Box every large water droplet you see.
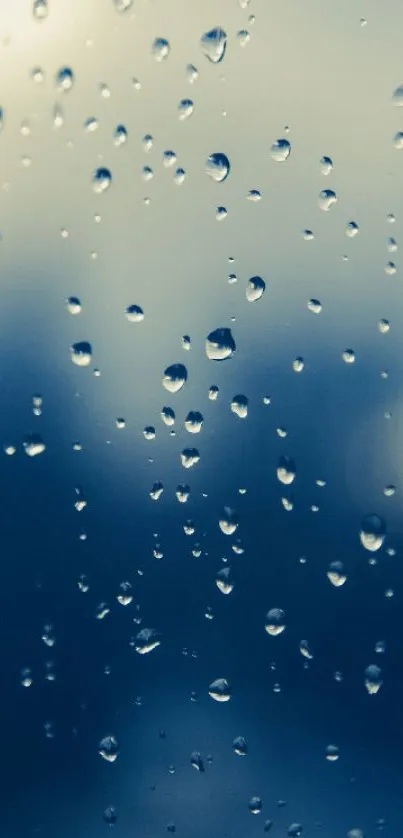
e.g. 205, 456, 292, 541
180, 448, 200, 469
219, 507, 239, 535
161, 406, 175, 426
205, 152, 230, 182
200, 27, 227, 63
162, 363, 188, 393
270, 139, 291, 162
33, 0, 48, 20
364, 664, 382, 694
93, 167, 112, 194
135, 628, 161, 654
208, 677, 231, 702
23, 434, 46, 457
206, 327, 236, 360
98, 735, 119, 762
277, 456, 296, 485
152, 37, 171, 61
327, 560, 347, 587
318, 189, 338, 211
265, 608, 286, 636
70, 342, 92, 367
246, 276, 265, 302
184, 411, 204, 433
359, 514, 386, 552
231, 395, 248, 418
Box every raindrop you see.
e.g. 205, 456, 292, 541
150, 481, 164, 501
288, 825, 303, 837
98, 735, 119, 763
21, 667, 33, 687
216, 206, 228, 220
117, 581, 133, 605
346, 221, 359, 237
178, 99, 194, 120
125, 304, 144, 323
161, 406, 175, 426
163, 149, 177, 167
103, 806, 117, 826
231, 395, 248, 419
190, 751, 205, 772
216, 567, 234, 595
383, 485, 395, 497
142, 134, 153, 151
71, 342, 92, 367
208, 677, 231, 702
185, 411, 203, 433
364, 664, 382, 694
135, 628, 160, 655
237, 29, 250, 47
114, 124, 128, 146
66, 296, 81, 315
84, 116, 98, 133
233, 735, 248, 756
209, 385, 219, 399
342, 349, 356, 364
326, 744, 339, 761
33, 0, 48, 20
31, 67, 45, 83
246, 189, 262, 201
180, 448, 200, 469
152, 38, 170, 62
23, 435, 46, 457
249, 797, 263, 815
186, 64, 199, 83
206, 327, 236, 360
246, 276, 265, 302
205, 152, 230, 182
265, 608, 286, 636
327, 560, 347, 587
320, 155, 333, 175
308, 298, 322, 314
162, 363, 188, 393
200, 27, 227, 64
318, 189, 337, 211
113, 0, 132, 10
378, 319, 390, 333
360, 514, 386, 552
174, 167, 186, 184
385, 262, 396, 275
176, 484, 190, 503
270, 139, 291, 162
277, 456, 296, 485
392, 84, 403, 105
143, 426, 156, 440
219, 507, 239, 535
92, 167, 112, 194
56, 67, 74, 92
303, 230, 314, 240
393, 131, 403, 149
299, 639, 314, 659
293, 357, 305, 372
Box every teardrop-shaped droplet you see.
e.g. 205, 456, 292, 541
200, 27, 227, 64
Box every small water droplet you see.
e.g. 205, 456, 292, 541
233, 735, 248, 755
98, 735, 119, 762
178, 98, 194, 120
237, 29, 250, 47
186, 64, 199, 83
231, 395, 248, 418
360, 514, 386, 552
114, 124, 128, 146
208, 677, 231, 702
113, 0, 133, 10
71, 341, 92, 367
364, 664, 382, 694
152, 37, 170, 62
249, 797, 263, 815
33, 0, 48, 20
246, 275, 265, 302
342, 349, 356, 364
135, 628, 160, 654
346, 221, 359, 237
92, 167, 112, 194
125, 304, 144, 322
56, 67, 74, 92
392, 84, 403, 105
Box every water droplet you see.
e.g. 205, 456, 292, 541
383, 485, 395, 497
246, 275, 265, 302
186, 64, 199, 83
208, 677, 231, 702
103, 806, 117, 826
216, 567, 234, 595
303, 229, 314, 240
176, 484, 190, 503
293, 357, 305, 372
150, 481, 164, 501
98, 735, 119, 762
31, 66, 45, 83
318, 189, 337, 211
249, 797, 263, 815
92, 167, 112, 194
233, 735, 248, 755
23, 434, 46, 457
190, 751, 204, 772
113, 0, 132, 10
152, 37, 170, 62
117, 581, 133, 605
385, 261, 397, 275
342, 349, 356, 364
71, 341, 92, 367
237, 29, 250, 46
307, 298, 322, 314
393, 131, 403, 149
178, 99, 194, 120
21, 667, 33, 687
277, 456, 296, 485
209, 384, 219, 399
205, 152, 230, 182
114, 124, 128, 146
270, 139, 291, 162
327, 560, 347, 587
364, 664, 382, 694
375, 640, 386, 654
206, 327, 236, 360
231, 395, 248, 418
299, 639, 314, 659
219, 507, 239, 535
143, 426, 156, 440
288, 825, 303, 837
162, 363, 187, 393
135, 628, 160, 654
52, 103, 64, 128
360, 514, 386, 552
125, 304, 144, 322
200, 27, 227, 63
216, 206, 228, 220
184, 411, 203, 433
320, 155, 333, 175
66, 296, 81, 315
33, 0, 48, 20
325, 744, 339, 761
265, 608, 286, 636
180, 448, 200, 469
392, 84, 403, 105
84, 116, 98, 133
346, 221, 359, 237
246, 189, 262, 201
174, 167, 186, 184
161, 406, 175, 426
378, 319, 390, 333
56, 67, 74, 92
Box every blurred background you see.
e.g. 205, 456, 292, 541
1, 0, 403, 835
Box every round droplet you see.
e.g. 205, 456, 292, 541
364, 664, 382, 694
93, 167, 112, 194
135, 628, 160, 654
346, 221, 359, 237
117, 581, 133, 606
178, 99, 194, 120
190, 751, 204, 772
303, 229, 314, 240
246, 275, 265, 302
206, 327, 236, 360
176, 484, 190, 503
231, 395, 248, 419
205, 152, 230, 182
383, 485, 395, 497
66, 296, 81, 315
270, 139, 291, 162
208, 677, 231, 702
288, 825, 303, 837
327, 560, 347, 587
162, 363, 187, 393
31, 66, 45, 83
184, 411, 203, 433
114, 124, 128, 146
161, 406, 175, 426
392, 84, 403, 105
56, 67, 74, 92
163, 149, 177, 167
265, 608, 286, 636
293, 357, 304, 372
70, 341, 92, 367
320, 155, 333, 175
378, 319, 390, 333
249, 797, 263, 815
308, 298, 322, 314
326, 744, 339, 761
237, 29, 250, 47
216, 206, 227, 220
143, 426, 155, 440
98, 735, 119, 763
360, 514, 386, 552
277, 456, 296, 485
200, 27, 227, 64
125, 304, 144, 322
33, 0, 48, 20
174, 167, 186, 185
219, 507, 239, 535
152, 37, 170, 62
342, 349, 356, 364
318, 189, 337, 211
233, 735, 248, 756
385, 261, 396, 275
216, 567, 234, 595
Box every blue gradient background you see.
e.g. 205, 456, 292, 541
1, 0, 403, 836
